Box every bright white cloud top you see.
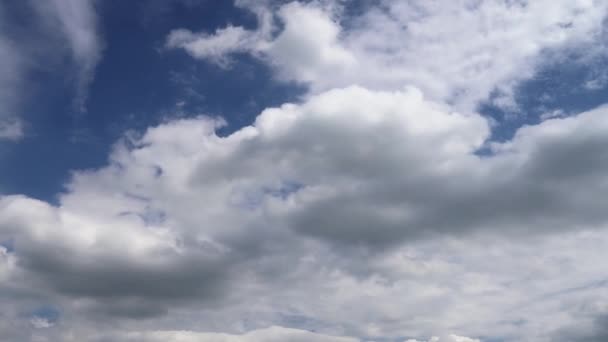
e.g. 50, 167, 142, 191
1, 1, 608, 341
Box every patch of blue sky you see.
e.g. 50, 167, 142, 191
479, 52, 608, 143
0, 239, 14, 253
277, 311, 337, 335
0, 0, 304, 202
263, 181, 305, 200
28, 305, 61, 324
231, 181, 305, 210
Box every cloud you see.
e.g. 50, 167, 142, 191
166, 0, 357, 82
104, 326, 358, 342
342, 0, 608, 110
3, 84, 608, 339
263, 2, 357, 84
30, 316, 54, 329
3, 1, 608, 341
166, 1, 356, 81
31, 0, 102, 113
0, 245, 15, 282
553, 312, 608, 342
0, 10, 24, 140
0, 119, 22, 142
166, 26, 260, 68
165, 0, 275, 67
166, 0, 608, 111
0, 0, 101, 140
406, 336, 480, 342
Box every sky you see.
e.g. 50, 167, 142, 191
1, 0, 608, 341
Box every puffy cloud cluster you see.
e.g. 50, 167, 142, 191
3, 0, 608, 341
3, 84, 608, 340
167, 1, 355, 78
167, 0, 608, 111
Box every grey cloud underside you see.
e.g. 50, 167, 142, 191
2, 78, 608, 342
2, 86, 608, 321
549, 306, 608, 342
19, 242, 229, 299
183, 92, 608, 246
3, 1, 608, 341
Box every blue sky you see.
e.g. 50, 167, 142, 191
3, 1, 608, 200
0, 0, 304, 201
2, 1, 608, 341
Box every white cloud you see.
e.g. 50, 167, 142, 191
3, 1, 608, 341
343, 0, 607, 110
112, 326, 358, 342
167, 0, 608, 111
263, 2, 357, 84
166, 1, 355, 79
3, 84, 608, 339
30, 317, 54, 329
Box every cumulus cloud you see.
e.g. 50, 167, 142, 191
263, 2, 356, 84
167, 26, 261, 67
3, 1, 608, 341
3, 84, 608, 339
167, 0, 608, 111
0, 245, 15, 282
166, 1, 355, 79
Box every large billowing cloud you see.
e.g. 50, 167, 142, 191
3, 84, 608, 340
0, 0, 101, 140
2, 1, 608, 341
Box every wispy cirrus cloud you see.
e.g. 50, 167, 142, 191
0, 0, 102, 140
